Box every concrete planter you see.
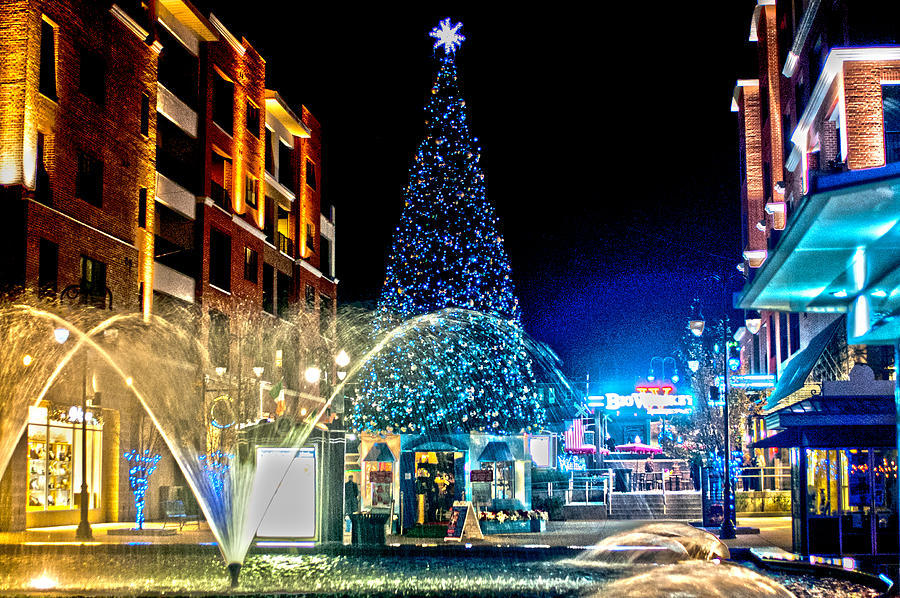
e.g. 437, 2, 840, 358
480, 519, 532, 534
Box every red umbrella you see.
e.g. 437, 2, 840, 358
614, 442, 663, 454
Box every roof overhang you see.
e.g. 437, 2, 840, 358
748, 1, 775, 43
731, 79, 759, 113
265, 90, 311, 139
156, 0, 218, 41
736, 164, 900, 345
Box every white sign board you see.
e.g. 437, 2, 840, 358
253, 447, 317, 538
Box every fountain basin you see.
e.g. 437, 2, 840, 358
0, 543, 887, 597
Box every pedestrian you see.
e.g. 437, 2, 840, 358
344, 474, 359, 515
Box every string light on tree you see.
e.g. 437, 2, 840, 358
350, 19, 544, 435
123, 449, 161, 530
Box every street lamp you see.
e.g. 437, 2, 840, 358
54, 326, 92, 541
648, 356, 679, 384
688, 272, 741, 541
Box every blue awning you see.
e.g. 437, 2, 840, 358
766, 317, 841, 410
478, 441, 514, 463
363, 442, 395, 462
753, 425, 895, 449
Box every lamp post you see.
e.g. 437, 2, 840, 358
54, 326, 93, 540
688, 274, 740, 541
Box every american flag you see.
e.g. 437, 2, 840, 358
564, 418, 596, 454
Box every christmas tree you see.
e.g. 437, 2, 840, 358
349, 19, 544, 435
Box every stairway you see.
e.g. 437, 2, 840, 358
609, 492, 702, 520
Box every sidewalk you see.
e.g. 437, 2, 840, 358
0, 517, 793, 553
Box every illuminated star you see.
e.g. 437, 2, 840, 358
430, 18, 465, 55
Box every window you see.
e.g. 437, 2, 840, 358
788, 312, 800, 356
80, 255, 107, 307
38, 238, 58, 296
320, 237, 332, 278
39, 18, 56, 100
305, 221, 315, 252
305, 284, 315, 310
278, 141, 293, 190
883, 84, 900, 164
319, 294, 332, 334
212, 71, 234, 135
157, 24, 198, 109
778, 312, 788, 363
138, 187, 147, 228
244, 247, 258, 283
210, 151, 232, 210
306, 159, 317, 190
262, 263, 274, 314
35, 132, 51, 206
246, 101, 260, 137
244, 174, 258, 208
277, 272, 290, 318
209, 310, 230, 368
79, 48, 105, 105
140, 92, 150, 136
265, 128, 274, 174
209, 228, 231, 291
75, 151, 103, 207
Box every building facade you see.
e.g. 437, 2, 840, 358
0, 0, 340, 538
733, 0, 900, 563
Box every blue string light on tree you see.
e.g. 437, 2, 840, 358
123, 449, 161, 530
199, 450, 233, 499
350, 19, 544, 436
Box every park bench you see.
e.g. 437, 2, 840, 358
162, 499, 200, 530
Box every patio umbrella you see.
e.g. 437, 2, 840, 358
614, 442, 663, 454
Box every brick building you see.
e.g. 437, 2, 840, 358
0, 0, 340, 538
733, 0, 900, 560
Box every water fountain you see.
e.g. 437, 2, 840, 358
0, 300, 888, 596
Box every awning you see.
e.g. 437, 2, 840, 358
753, 426, 896, 449
736, 164, 900, 345
478, 441, 514, 463
363, 442, 395, 462
405, 434, 468, 452
765, 317, 841, 410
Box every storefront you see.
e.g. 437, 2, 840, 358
588, 382, 693, 450
757, 365, 898, 556
25, 403, 106, 527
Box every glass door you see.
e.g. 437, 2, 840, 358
872, 449, 898, 554
807, 449, 840, 554
839, 449, 873, 554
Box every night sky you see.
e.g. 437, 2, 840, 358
196, 4, 760, 391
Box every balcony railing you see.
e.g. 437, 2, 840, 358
210, 181, 231, 211
277, 232, 294, 256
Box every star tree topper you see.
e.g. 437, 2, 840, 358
430, 18, 465, 55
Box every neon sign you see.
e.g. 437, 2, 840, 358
602, 392, 693, 415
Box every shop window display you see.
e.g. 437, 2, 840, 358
26, 405, 102, 512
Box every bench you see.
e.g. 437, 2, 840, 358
162, 499, 200, 530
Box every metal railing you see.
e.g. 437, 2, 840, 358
735, 466, 791, 491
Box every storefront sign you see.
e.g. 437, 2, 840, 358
557, 453, 586, 472
730, 374, 777, 389
369, 470, 393, 483
470, 469, 493, 482
601, 392, 693, 415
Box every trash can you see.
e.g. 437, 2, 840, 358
613, 468, 632, 493
350, 512, 389, 545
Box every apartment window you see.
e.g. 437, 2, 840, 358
883, 85, 900, 164
138, 187, 147, 228
39, 18, 56, 100
35, 132, 51, 206
244, 247, 258, 283
209, 228, 231, 292
262, 263, 274, 314
212, 71, 234, 135
265, 128, 274, 174
319, 294, 332, 334
80, 256, 106, 306
210, 151, 232, 211
788, 313, 800, 356
140, 92, 150, 136
305, 221, 315, 252
276, 272, 290, 318
79, 48, 105, 105
157, 24, 198, 109
75, 151, 103, 208
246, 101, 260, 137
320, 236, 332, 278
209, 310, 230, 368
306, 159, 317, 190
244, 174, 258, 208
305, 283, 315, 310
278, 141, 293, 190
38, 239, 58, 296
